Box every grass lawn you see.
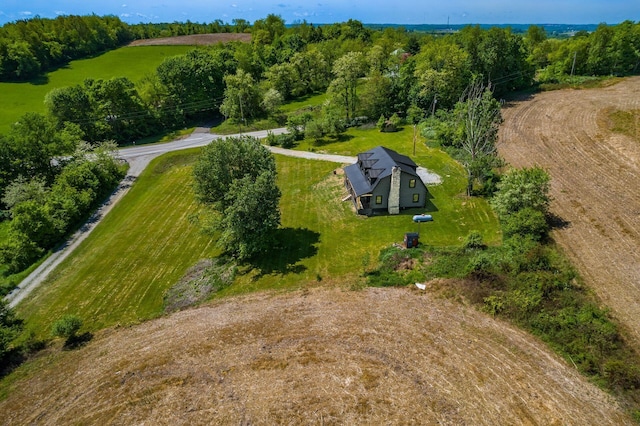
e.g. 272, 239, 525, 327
15, 149, 220, 337
14, 126, 499, 338
223, 127, 500, 295
0, 45, 193, 134
279, 92, 327, 114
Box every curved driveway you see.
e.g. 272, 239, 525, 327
6, 127, 439, 308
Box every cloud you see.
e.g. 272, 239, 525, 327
55, 10, 66, 15
120, 13, 131, 18
278, 3, 287, 7
20, 11, 32, 16
231, 4, 237, 8
122, 4, 127, 7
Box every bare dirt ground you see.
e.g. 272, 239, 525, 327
499, 77, 640, 347
0, 287, 630, 425
128, 33, 251, 46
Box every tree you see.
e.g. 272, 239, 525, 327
491, 166, 551, 218
359, 70, 393, 120
2, 176, 48, 209
193, 136, 281, 260
261, 88, 284, 117
220, 69, 262, 122
413, 39, 471, 110
156, 49, 227, 120
328, 51, 366, 121
455, 80, 503, 195
193, 136, 277, 210
290, 49, 331, 96
219, 171, 281, 260
0, 299, 22, 362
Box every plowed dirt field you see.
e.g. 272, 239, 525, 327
0, 288, 630, 424
128, 33, 251, 46
499, 77, 640, 347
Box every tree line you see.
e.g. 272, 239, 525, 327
0, 15, 133, 80
0, 114, 125, 276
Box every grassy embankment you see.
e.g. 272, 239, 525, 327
14, 126, 500, 338
0, 45, 192, 134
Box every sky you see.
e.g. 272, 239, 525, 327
0, 0, 638, 26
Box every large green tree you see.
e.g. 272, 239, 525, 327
219, 69, 263, 122
328, 51, 367, 121
193, 136, 281, 260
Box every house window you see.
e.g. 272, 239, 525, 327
375, 195, 383, 204
409, 179, 416, 188
412, 193, 420, 203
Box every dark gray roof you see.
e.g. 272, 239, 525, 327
345, 146, 421, 197
344, 163, 372, 196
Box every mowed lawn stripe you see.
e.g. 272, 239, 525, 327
16, 149, 218, 335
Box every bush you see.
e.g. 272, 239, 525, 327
278, 133, 296, 148
266, 131, 279, 146
604, 360, 640, 390
491, 166, 551, 218
501, 207, 549, 241
51, 315, 82, 341
463, 231, 486, 250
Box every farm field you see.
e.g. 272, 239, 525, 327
0, 45, 192, 134
14, 126, 500, 337
0, 287, 630, 424
128, 33, 251, 46
498, 76, 640, 349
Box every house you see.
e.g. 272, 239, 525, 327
344, 146, 429, 215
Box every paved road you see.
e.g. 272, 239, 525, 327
5, 127, 440, 308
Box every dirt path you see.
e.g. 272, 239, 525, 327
498, 77, 640, 346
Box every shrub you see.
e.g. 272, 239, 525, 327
501, 207, 549, 240
51, 315, 82, 341
389, 113, 402, 128
491, 166, 551, 218
604, 360, 640, 390
278, 133, 296, 148
463, 231, 486, 250
266, 131, 279, 146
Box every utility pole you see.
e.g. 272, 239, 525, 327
570, 51, 577, 77
413, 123, 417, 155
238, 92, 244, 132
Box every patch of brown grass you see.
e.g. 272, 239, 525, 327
0, 287, 631, 425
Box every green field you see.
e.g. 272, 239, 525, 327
14, 127, 500, 337
0, 45, 193, 134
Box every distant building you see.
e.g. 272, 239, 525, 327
344, 146, 428, 215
